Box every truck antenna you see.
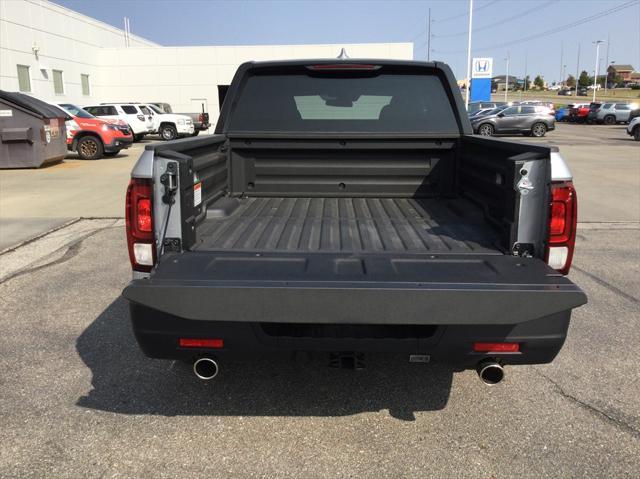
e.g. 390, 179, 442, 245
337, 48, 349, 60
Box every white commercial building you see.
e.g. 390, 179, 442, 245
1, 0, 413, 129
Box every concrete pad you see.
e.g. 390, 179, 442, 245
519, 124, 640, 223
0, 222, 638, 477
0, 217, 75, 251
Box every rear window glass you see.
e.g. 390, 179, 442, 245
59, 103, 94, 119
522, 106, 536, 114
121, 105, 138, 114
228, 71, 459, 134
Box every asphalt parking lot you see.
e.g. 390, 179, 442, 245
0, 124, 639, 477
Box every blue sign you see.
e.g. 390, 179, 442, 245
470, 78, 491, 102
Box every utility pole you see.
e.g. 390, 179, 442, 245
575, 43, 580, 97
504, 52, 510, 103
604, 33, 610, 95
559, 41, 564, 85
593, 40, 603, 102
465, 0, 474, 108
524, 50, 528, 94
427, 8, 432, 62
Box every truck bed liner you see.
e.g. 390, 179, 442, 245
195, 197, 502, 254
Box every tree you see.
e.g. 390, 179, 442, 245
578, 70, 591, 87
565, 74, 576, 87
533, 75, 544, 90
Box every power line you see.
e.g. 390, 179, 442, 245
434, 1, 554, 39
435, 0, 638, 54
435, 0, 500, 24
409, 0, 500, 42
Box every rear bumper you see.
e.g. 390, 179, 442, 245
194, 122, 211, 131
129, 302, 572, 368
177, 124, 195, 135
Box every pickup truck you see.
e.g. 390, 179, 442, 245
123, 60, 587, 385
148, 102, 210, 136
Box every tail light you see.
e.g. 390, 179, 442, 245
179, 338, 224, 349
474, 342, 520, 353
126, 178, 155, 272
545, 181, 577, 275
307, 64, 380, 70
137, 114, 145, 121
198, 113, 204, 123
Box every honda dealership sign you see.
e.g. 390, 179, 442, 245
472, 58, 493, 79
470, 57, 493, 102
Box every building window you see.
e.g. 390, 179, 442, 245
17, 65, 31, 92
53, 70, 64, 95
81, 74, 90, 96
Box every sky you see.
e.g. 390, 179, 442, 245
56, 0, 640, 83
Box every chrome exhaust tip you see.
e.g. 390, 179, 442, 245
476, 360, 504, 385
193, 357, 219, 380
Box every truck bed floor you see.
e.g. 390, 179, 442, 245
194, 197, 502, 254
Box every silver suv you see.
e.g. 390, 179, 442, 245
471, 104, 556, 137
595, 103, 636, 125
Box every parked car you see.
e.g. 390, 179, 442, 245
626, 116, 640, 141
595, 103, 637, 124
576, 86, 588, 96
122, 59, 586, 384
143, 104, 195, 140
568, 103, 590, 123
629, 108, 640, 123
555, 107, 569, 122
148, 102, 210, 135
471, 104, 555, 137
586, 102, 603, 123
55, 103, 132, 160
558, 89, 573, 96
84, 103, 154, 141
467, 101, 507, 114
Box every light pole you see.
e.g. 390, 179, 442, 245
561, 64, 567, 86
604, 33, 610, 95
575, 43, 580, 97
504, 52, 510, 103
593, 40, 604, 102
465, 0, 474, 109
427, 8, 432, 61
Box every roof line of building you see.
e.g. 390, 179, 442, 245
33, 0, 160, 47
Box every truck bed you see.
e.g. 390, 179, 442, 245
194, 196, 502, 255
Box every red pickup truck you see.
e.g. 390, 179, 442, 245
55, 103, 132, 160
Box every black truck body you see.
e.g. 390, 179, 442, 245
122, 60, 586, 376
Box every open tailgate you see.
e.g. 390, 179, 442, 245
123, 252, 587, 325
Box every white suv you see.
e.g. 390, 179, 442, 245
144, 104, 194, 140
84, 103, 154, 141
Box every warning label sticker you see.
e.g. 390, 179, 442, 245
194, 182, 202, 207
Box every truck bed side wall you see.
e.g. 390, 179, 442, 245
227, 139, 457, 198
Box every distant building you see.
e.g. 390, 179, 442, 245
607, 64, 637, 86
491, 75, 521, 91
